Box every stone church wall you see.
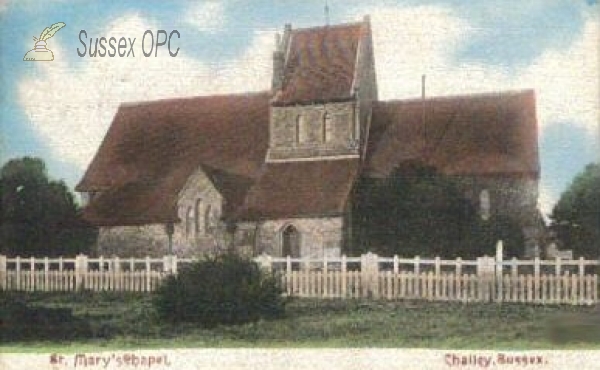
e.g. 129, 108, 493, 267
267, 102, 360, 161
235, 217, 344, 258
454, 175, 543, 253
172, 167, 224, 256
95, 224, 170, 258
95, 168, 225, 258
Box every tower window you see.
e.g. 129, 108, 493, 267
186, 206, 194, 239
296, 114, 308, 144
480, 189, 491, 221
323, 112, 333, 142
194, 199, 202, 233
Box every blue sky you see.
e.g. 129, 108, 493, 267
0, 0, 598, 219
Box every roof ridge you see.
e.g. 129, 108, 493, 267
291, 20, 364, 33
377, 89, 535, 106
119, 90, 272, 109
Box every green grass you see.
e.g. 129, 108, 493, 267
2, 292, 600, 352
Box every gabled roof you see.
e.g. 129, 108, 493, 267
234, 159, 360, 220
77, 92, 271, 226
272, 22, 364, 105
365, 90, 540, 179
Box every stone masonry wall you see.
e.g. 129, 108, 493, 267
267, 102, 360, 161
95, 167, 226, 258
235, 217, 344, 258
454, 175, 543, 252
96, 224, 169, 258
172, 167, 224, 256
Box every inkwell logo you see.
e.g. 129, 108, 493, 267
23, 22, 66, 61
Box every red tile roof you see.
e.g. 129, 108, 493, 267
365, 90, 540, 179
234, 159, 360, 220
77, 92, 271, 226
272, 22, 363, 105
79, 89, 538, 226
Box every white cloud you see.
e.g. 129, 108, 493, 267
346, 4, 599, 213
185, 1, 226, 34
350, 5, 599, 136
18, 14, 273, 173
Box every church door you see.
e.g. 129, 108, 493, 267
281, 225, 301, 257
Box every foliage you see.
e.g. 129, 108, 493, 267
550, 163, 600, 258
0, 157, 97, 257
0, 292, 92, 342
153, 253, 286, 327
2, 293, 598, 349
351, 163, 524, 258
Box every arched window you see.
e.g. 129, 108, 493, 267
480, 189, 491, 221
204, 205, 212, 234
322, 112, 333, 142
194, 199, 202, 233
186, 207, 194, 239
281, 224, 301, 257
296, 114, 308, 144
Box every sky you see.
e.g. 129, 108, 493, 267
0, 0, 598, 220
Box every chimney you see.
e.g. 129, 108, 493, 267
272, 24, 292, 91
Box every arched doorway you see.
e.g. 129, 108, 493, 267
281, 225, 301, 257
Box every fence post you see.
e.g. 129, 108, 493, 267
145, 256, 151, 292
15, 256, 21, 290
44, 257, 49, 292
75, 254, 88, 291
0, 255, 6, 291
171, 255, 178, 275
533, 256, 540, 303
361, 252, 379, 298
163, 255, 171, 274
29, 257, 35, 292
341, 254, 347, 297
496, 240, 504, 303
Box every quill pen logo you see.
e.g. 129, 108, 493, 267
23, 22, 66, 61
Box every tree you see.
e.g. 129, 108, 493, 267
551, 163, 600, 258
351, 163, 524, 258
0, 157, 97, 257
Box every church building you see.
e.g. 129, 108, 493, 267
76, 16, 542, 258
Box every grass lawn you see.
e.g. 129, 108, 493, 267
1, 292, 600, 352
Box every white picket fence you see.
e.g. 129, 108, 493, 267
1, 243, 598, 305
254, 250, 599, 305
0, 255, 177, 293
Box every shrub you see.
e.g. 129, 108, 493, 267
153, 253, 285, 327
0, 292, 92, 342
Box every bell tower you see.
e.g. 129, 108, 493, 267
266, 16, 377, 163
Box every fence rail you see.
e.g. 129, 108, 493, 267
1, 243, 598, 305
0, 255, 177, 292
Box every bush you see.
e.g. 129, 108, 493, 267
0, 292, 92, 342
153, 253, 285, 327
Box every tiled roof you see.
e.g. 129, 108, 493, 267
77, 92, 271, 226
365, 90, 540, 178
272, 22, 363, 105
234, 159, 360, 220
